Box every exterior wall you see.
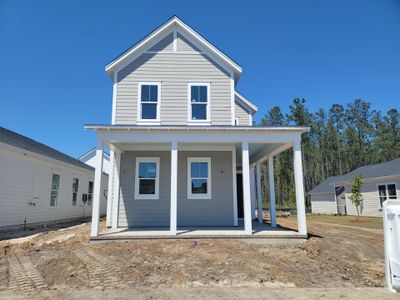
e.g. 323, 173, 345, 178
115, 32, 233, 126
310, 192, 337, 214
344, 178, 400, 217
235, 99, 251, 126
0, 146, 107, 228
118, 150, 233, 227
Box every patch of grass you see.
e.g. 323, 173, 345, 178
307, 214, 383, 230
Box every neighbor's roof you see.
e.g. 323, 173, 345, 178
332, 158, 400, 184
0, 127, 93, 171
308, 176, 343, 194
105, 15, 243, 81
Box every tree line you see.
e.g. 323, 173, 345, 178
259, 98, 400, 208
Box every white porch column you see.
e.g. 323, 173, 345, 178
90, 143, 104, 237
106, 150, 115, 228
170, 141, 178, 235
111, 149, 121, 229
250, 165, 256, 219
232, 146, 238, 226
268, 156, 277, 227
242, 141, 252, 234
293, 139, 307, 235
256, 162, 263, 224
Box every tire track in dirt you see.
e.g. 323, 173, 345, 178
74, 248, 127, 289
7, 250, 47, 295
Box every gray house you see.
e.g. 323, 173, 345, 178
86, 16, 309, 239
309, 158, 400, 217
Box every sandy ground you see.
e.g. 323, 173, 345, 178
0, 216, 396, 299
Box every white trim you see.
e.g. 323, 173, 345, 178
241, 141, 252, 234
234, 117, 239, 126
232, 147, 238, 226
137, 82, 161, 124
187, 157, 212, 200
230, 73, 235, 126
111, 149, 121, 229
187, 82, 210, 124
106, 150, 115, 227
90, 144, 104, 237
170, 141, 178, 234
268, 156, 277, 227
377, 182, 398, 208
173, 31, 177, 52
105, 17, 242, 77
234, 91, 258, 114
256, 162, 263, 224
111, 71, 118, 125
293, 139, 307, 235
134, 157, 160, 200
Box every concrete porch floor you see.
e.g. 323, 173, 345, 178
91, 220, 307, 240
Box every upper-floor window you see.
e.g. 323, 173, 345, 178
378, 183, 397, 207
50, 174, 60, 207
188, 83, 210, 122
138, 82, 160, 121
72, 178, 79, 206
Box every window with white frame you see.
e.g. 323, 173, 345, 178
138, 82, 160, 121
72, 177, 79, 206
378, 183, 397, 207
187, 157, 211, 199
135, 157, 160, 199
189, 83, 209, 121
87, 181, 93, 206
50, 174, 60, 207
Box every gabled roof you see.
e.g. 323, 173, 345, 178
0, 127, 93, 171
235, 91, 258, 115
105, 15, 243, 81
332, 158, 400, 184
308, 176, 342, 194
79, 147, 110, 161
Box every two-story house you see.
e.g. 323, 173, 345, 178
86, 16, 309, 239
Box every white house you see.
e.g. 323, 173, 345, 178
0, 127, 108, 228
85, 16, 309, 239
309, 158, 400, 217
79, 148, 111, 175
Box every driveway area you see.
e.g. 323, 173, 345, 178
0, 215, 397, 299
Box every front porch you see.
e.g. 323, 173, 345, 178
85, 125, 309, 239
92, 220, 306, 240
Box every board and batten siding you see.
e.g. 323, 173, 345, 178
344, 178, 400, 217
0, 145, 107, 228
115, 32, 233, 125
117, 150, 233, 227
310, 192, 337, 214
235, 97, 252, 126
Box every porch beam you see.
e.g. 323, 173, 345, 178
256, 162, 263, 224
241, 141, 253, 234
268, 156, 277, 227
90, 143, 104, 237
111, 149, 121, 229
293, 139, 307, 235
170, 141, 178, 235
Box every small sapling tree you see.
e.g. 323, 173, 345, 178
349, 174, 363, 216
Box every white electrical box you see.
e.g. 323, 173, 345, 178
383, 200, 400, 293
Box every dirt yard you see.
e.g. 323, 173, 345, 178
0, 215, 396, 299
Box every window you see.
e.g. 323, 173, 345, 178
138, 82, 160, 121
378, 183, 397, 207
50, 174, 60, 207
72, 178, 79, 206
88, 181, 93, 206
187, 157, 211, 199
188, 83, 210, 122
135, 157, 160, 199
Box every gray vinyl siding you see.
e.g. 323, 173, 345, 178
235, 97, 251, 126
115, 39, 232, 125
148, 33, 174, 52
177, 33, 201, 52
117, 150, 234, 227
344, 178, 400, 217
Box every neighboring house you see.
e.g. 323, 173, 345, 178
85, 16, 309, 238
0, 127, 107, 228
309, 158, 400, 217
79, 148, 111, 175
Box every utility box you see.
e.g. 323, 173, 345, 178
383, 200, 400, 293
